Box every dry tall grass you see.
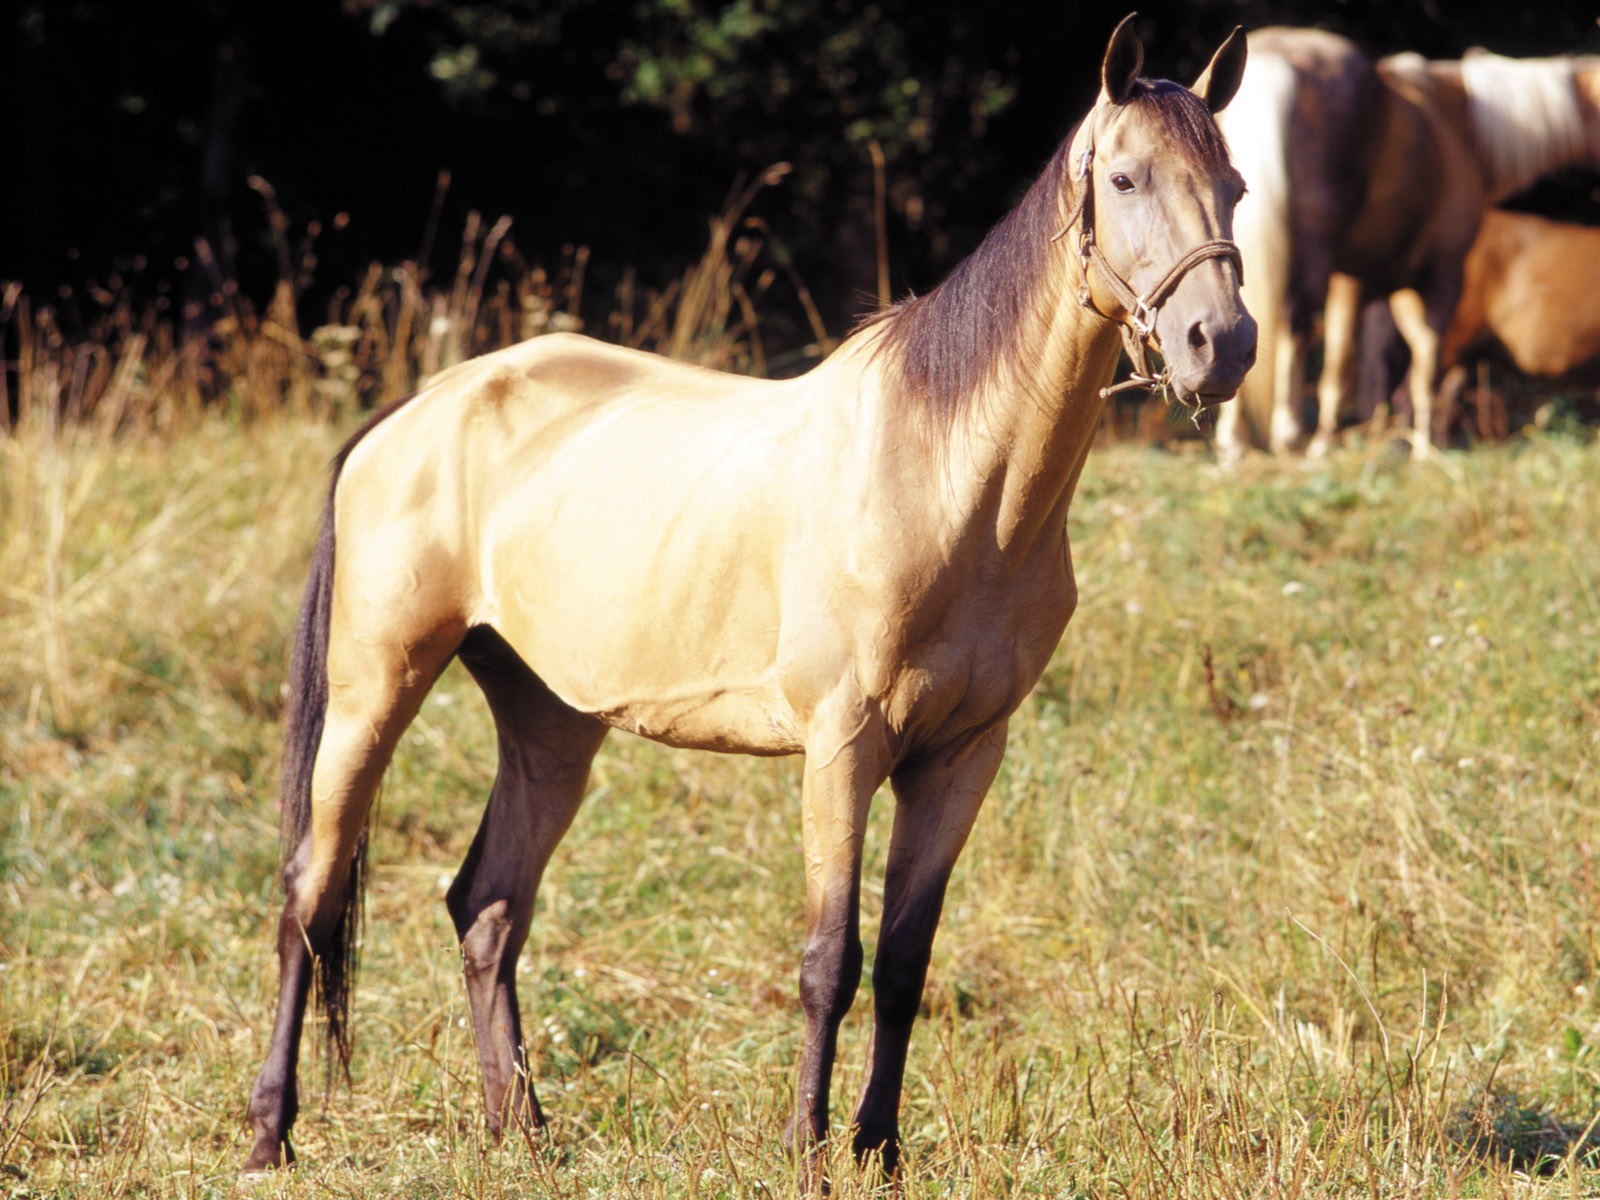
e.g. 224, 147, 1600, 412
1, 165, 828, 438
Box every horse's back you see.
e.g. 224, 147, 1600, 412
410, 332, 764, 439
334, 333, 765, 562
343, 332, 784, 493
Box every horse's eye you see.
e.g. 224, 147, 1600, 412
1110, 172, 1136, 194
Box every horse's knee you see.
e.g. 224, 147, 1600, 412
799, 929, 863, 1025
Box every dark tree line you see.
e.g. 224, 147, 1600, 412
7, 0, 1600, 342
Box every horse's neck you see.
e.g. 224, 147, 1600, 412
863, 283, 1122, 556
972, 302, 1123, 545
830, 128, 1125, 557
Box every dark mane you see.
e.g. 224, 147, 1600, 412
865, 80, 1231, 433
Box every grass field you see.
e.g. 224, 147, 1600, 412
4, 392, 1600, 1197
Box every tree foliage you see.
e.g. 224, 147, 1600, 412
7, 0, 1600, 339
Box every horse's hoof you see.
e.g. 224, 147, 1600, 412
851, 1129, 901, 1178
239, 1137, 295, 1177
1213, 442, 1246, 471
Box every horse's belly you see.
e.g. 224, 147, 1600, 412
583, 685, 802, 756
485, 516, 799, 756
486, 572, 800, 754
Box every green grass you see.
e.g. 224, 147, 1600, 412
4, 412, 1600, 1198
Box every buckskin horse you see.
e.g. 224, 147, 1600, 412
1214, 27, 1600, 462
241, 16, 1253, 1184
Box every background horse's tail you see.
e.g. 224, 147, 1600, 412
277, 398, 414, 1073
1217, 47, 1297, 448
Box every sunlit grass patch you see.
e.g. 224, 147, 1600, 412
3, 415, 1599, 1197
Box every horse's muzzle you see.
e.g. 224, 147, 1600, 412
1180, 388, 1237, 410
1167, 308, 1257, 404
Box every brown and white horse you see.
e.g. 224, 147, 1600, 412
1215, 27, 1600, 461
241, 17, 1253, 1185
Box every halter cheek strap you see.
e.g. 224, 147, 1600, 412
1053, 140, 1245, 403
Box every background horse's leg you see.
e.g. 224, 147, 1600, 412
243, 619, 458, 1172
1270, 323, 1307, 455
1309, 272, 1363, 457
782, 705, 889, 1183
447, 627, 606, 1142
850, 724, 1007, 1176
1388, 286, 1444, 458
1213, 381, 1248, 467
1437, 362, 1470, 447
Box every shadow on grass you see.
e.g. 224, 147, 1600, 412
1455, 1087, 1600, 1175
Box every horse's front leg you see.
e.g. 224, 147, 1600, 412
782, 700, 890, 1185
850, 723, 1007, 1176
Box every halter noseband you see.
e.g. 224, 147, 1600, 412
1053, 131, 1244, 404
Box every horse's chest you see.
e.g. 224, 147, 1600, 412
884, 578, 1075, 748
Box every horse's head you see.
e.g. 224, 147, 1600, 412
1071, 17, 1256, 408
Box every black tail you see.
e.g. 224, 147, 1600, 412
278, 395, 417, 1077
278, 486, 367, 1077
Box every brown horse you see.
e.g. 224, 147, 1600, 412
1214, 28, 1600, 462
1442, 207, 1600, 383
240, 17, 1253, 1184
1364, 207, 1600, 440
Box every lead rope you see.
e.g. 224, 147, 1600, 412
1052, 140, 1244, 407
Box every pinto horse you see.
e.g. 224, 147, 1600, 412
241, 17, 1253, 1183
1214, 28, 1600, 461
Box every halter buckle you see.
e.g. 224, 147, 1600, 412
1130, 297, 1156, 340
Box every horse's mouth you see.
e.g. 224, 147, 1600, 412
1169, 384, 1236, 412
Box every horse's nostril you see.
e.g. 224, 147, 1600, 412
1188, 320, 1210, 353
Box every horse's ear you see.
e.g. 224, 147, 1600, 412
1192, 26, 1247, 113
1102, 14, 1144, 105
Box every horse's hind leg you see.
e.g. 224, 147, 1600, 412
1270, 324, 1307, 454
1388, 285, 1447, 458
243, 613, 461, 1172
1309, 271, 1363, 457
446, 627, 606, 1140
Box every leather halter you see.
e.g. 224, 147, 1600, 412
1053, 124, 1245, 404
